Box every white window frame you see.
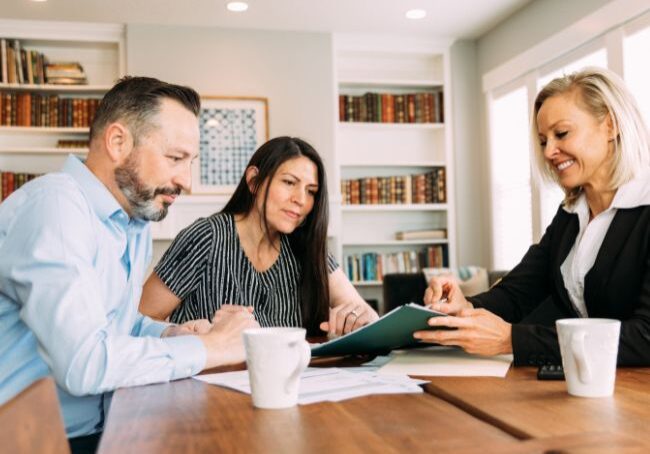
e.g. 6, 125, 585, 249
485, 78, 533, 269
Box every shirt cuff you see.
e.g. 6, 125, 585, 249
161, 335, 207, 380
139, 316, 172, 338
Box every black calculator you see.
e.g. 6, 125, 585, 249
537, 364, 565, 380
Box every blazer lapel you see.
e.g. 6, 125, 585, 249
585, 208, 640, 298
554, 212, 579, 314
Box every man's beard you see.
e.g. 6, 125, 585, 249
114, 153, 180, 222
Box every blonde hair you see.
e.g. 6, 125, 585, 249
531, 66, 650, 206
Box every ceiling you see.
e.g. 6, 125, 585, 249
2, 0, 531, 40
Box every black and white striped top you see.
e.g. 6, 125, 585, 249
155, 212, 338, 327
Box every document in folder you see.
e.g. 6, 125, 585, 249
311, 303, 445, 357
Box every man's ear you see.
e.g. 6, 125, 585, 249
245, 166, 260, 193
104, 122, 132, 163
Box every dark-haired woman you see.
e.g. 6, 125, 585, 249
140, 136, 378, 336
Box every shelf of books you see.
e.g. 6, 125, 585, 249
0, 83, 112, 93
0, 19, 124, 203
333, 36, 456, 312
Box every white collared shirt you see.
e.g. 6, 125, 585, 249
560, 169, 650, 317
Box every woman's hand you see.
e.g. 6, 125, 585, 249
319, 301, 379, 337
414, 307, 513, 356
424, 275, 473, 314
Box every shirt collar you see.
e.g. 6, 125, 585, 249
611, 168, 650, 209
62, 155, 148, 232
562, 168, 650, 217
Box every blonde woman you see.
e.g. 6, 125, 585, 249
417, 67, 650, 366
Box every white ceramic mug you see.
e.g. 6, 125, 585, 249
556, 318, 621, 398
242, 327, 311, 409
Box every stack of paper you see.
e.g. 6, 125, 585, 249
377, 346, 513, 377
194, 367, 427, 404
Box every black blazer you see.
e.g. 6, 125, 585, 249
469, 204, 650, 367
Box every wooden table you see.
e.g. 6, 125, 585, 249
97, 363, 650, 453
425, 367, 650, 452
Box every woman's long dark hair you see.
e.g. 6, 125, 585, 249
221, 136, 330, 335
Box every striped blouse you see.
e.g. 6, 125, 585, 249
155, 212, 338, 327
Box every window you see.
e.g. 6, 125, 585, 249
488, 85, 533, 270
537, 48, 608, 88
484, 7, 650, 272
488, 47, 608, 270
623, 23, 650, 126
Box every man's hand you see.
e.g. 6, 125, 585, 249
319, 302, 379, 337
199, 305, 259, 369
162, 319, 212, 337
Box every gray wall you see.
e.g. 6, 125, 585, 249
450, 40, 487, 267
126, 24, 335, 180
477, 0, 613, 75
126, 24, 335, 268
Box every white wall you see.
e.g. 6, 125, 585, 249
125, 24, 335, 267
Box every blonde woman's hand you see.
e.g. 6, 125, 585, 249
423, 274, 473, 315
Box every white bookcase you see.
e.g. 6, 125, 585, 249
0, 20, 224, 252
0, 19, 124, 189
332, 34, 457, 312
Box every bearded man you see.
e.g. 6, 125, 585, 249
0, 76, 258, 454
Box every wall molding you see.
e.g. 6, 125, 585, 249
0, 19, 124, 43
482, 0, 649, 92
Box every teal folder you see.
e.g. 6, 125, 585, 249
311, 303, 445, 357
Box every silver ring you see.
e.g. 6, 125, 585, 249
349, 309, 359, 318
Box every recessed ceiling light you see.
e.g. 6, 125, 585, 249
227, 2, 249, 12
405, 9, 426, 20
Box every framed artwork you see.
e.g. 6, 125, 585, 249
192, 96, 269, 194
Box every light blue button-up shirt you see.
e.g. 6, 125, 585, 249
0, 156, 206, 437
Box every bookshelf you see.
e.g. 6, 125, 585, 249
0, 19, 125, 202
332, 35, 456, 312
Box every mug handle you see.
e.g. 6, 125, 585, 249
285, 340, 311, 393
570, 330, 592, 384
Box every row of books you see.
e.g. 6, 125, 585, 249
57, 139, 90, 149
0, 92, 100, 127
338, 91, 443, 124
0, 38, 88, 85
345, 245, 448, 283
0, 171, 40, 201
341, 168, 446, 205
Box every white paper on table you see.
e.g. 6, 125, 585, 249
193, 367, 427, 404
377, 346, 513, 377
